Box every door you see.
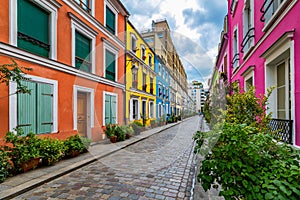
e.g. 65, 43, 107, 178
77, 92, 87, 136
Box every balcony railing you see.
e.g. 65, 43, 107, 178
269, 118, 293, 144
260, 0, 274, 22
231, 53, 240, 69
241, 27, 255, 53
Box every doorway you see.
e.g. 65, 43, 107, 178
77, 92, 87, 137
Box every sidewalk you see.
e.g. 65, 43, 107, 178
0, 120, 187, 200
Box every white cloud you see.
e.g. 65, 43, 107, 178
122, 0, 227, 83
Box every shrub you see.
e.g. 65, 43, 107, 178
0, 148, 9, 183
39, 138, 66, 166
4, 129, 41, 173
115, 126, 126, 142
194, 85, 300, 199
105, 124, 117, 138
64, 134, 88, 155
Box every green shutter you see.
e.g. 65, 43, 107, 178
105, 95, 111, 125
37, 83, 53, 133
111, 95, 117, 124
106, 6, 115, 34
17, 81, 37, 135
75, 31, 91, 72
17, 0, 50, 57
105, 50, 116, 81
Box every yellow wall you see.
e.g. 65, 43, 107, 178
125, 21, 156, 126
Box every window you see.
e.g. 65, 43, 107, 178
74, 0, 91, 12
263, 0, 285, 24
263, 32, 294, 121
142, 72, 147, 91
105, 3, 117, 35
149, 54, 153, 67
75, 31, 92, 72
149, 101, 154, 118
105, 49, 116, 81
141, 46, 146, 60
131, 99, 139, 120
245, 75, 253, 91
70, 13, 97, 73
276, 62, 290, 119
131, 33, 137, 52
104, 93, 117, 125
150, 77, 154, 94
242, 0, 254, 53
232, 27, 239, 68
17, 80, 54, 135
132, 70, 138, 89
17, 0, 51, 58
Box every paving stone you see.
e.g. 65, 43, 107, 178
10, 117, 223, 200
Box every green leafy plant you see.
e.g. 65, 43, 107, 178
0, 59, 32, 95
194, 85, 300, 199
4, 129, 41, 173
115, 126, 126, 142
105, 124, 117, 138
64, 134, 88, 157
39, 138, 66, 166
0, 148, 10, 183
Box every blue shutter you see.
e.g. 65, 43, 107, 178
75, 31, 91, 72
17, 81, 37, 135
37, 83, 53, 133
111, 95, 117, 124
17, 0, 50, 57
106, 6, 115, 34
105, 50, 116, 81
105, 95, 111, 125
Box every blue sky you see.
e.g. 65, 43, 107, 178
121, 0, 227, 87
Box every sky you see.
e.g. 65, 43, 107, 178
121, 0, 227, 87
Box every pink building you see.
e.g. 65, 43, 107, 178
227, 0, 300, 147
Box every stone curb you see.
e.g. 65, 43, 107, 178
0, 118, 191, 200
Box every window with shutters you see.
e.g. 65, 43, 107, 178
17, 81, 54, 135
105, 2, 118, 35
17, 0, 50, 58
104, 93, 117, 125
105, 49, 116, 81
75, 31, 92, 72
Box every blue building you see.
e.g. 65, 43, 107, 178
155, 55, 170, 121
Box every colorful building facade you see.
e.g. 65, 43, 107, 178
225, 0, 300, 147
125, 21, 156, 126
155, 55, 170, 120
0, 0, 129, 142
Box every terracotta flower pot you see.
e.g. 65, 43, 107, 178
110, 136, 117, 143
21, 158, 40, 172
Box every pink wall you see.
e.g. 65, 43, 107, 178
228, 1, 300, 146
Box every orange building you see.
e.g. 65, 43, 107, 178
0, 0, 129, 142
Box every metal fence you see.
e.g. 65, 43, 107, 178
269, 119, 293, 144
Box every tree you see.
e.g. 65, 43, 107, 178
0, 59, 32, 96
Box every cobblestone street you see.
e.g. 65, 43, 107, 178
13, 117, 200, 200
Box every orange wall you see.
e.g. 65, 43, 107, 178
0, 0, 127, 142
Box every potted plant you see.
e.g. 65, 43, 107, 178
39, 138, 66, 166
64, 134, 87, 157
4, 129, 41, 173
120, 125, 134, 139
131, 120, 144, 135
115, 126, 126, 142
105, 124, 117, 143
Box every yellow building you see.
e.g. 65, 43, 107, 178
125, 21, 156, 126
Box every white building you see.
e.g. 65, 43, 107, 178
188, 80, 206, 113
